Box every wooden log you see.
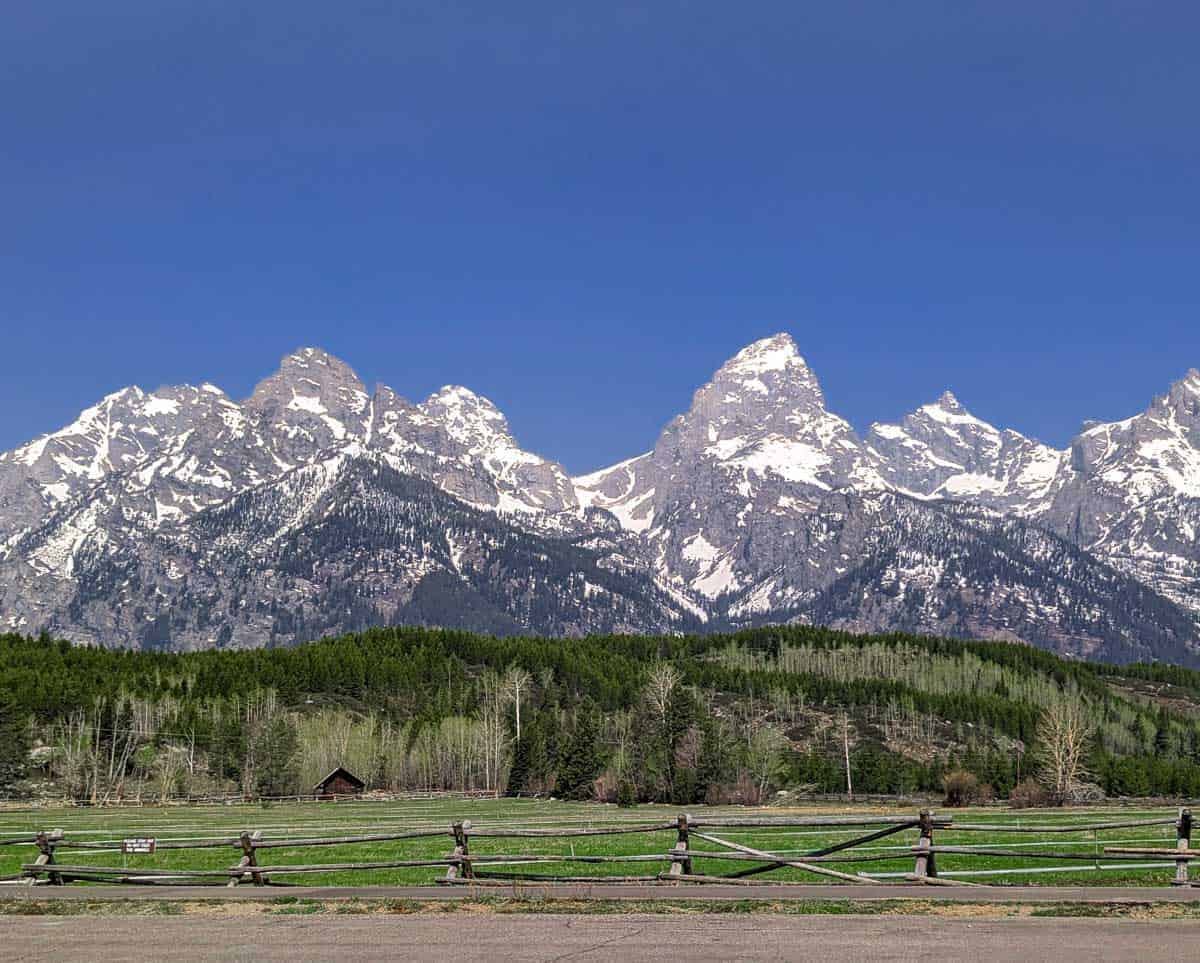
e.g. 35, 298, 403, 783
951, 818, 1176, 834
244, 858, 460, 874
25, 864, 232, 879
445, 820, 473, 883
658, 873, 799, 886
668, 813, 693, 881
1175, 808, 1192, 887
919, 846, 1162, 861
24, 853, 49, 886
807, 820, 918, 858
672, 848, 915, 865
688, 829, 896, 885
227, 852, 250, 888
719, 821, 919, 880
445, 844, 464, 882
229, 830, 265, 883
903, 873, 988, 888
56, 838, 241, 852
446, 873, 664, 884
463, 853, 671, 865
1, 831, 64, 848
912, 810, 936, 880
31, 858, 459, 879
252, 829, 448, 849
100, 877, 235, 887
689, 816, 950, 829
34, 831, 62, 886
457, 821, 473, 881
1103, 847, 1200, 858
467, 823, 675, 838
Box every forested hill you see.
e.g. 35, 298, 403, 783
5, 625, 1200, 803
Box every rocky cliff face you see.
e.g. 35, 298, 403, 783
1, 337, 1197, 662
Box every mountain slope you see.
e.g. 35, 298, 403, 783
0, 454, 696, 648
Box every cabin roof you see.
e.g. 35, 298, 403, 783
312, 766, 366, 792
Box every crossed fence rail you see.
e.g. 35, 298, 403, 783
5, 809, 1197, 889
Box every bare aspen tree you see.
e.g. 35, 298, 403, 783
101, 720, 138, 805
503, 666, 533, 741
841, 710, 853, 799
155, 746, 189, 803
1037, 700, 1093, 802
746, 727, 787, 803
646, 661, 681, 724
478, 670, 509, 793
52, 710, 93, 803
609, 710, 635, 786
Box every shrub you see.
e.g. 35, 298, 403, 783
704, 774, 760, 806
942, 769, 981, 807
1065, 780, 1106, 805
1009, 778, 1055, 809
616, 779, 638, 808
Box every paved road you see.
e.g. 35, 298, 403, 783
3, 913, 1197, 961
4, 882, 1200, 903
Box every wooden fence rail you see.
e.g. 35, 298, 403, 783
7, 808, 1197, 890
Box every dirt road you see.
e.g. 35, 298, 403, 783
3, 913, 1196, 962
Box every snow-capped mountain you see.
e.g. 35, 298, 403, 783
1, 337, 1197, 663
576, 334, 885, 603
1039, 369, 1200, 613
865, 391, 1068, 514
372, 382, 579, 518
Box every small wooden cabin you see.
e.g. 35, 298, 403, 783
313, 766, 366, 799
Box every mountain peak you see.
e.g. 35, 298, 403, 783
277, 347, 362, 383
934, 390, 964, 412
248, 347, 367, 408
425, 384, 496, 409
708, 333, 826, 408
1171, 368, 1200, 399
421, 385, 511, 445
719, 333, 806, 377
422, 385, 508, 423
1159, 368, 1200, 429
913, 392, 997, 432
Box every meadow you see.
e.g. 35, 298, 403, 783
0, 797, 1187, 889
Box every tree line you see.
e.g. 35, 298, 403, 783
4, 624, 1200, 804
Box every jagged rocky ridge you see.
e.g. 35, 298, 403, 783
1, 338, 1198, 662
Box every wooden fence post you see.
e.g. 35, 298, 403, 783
1174, 808, 1192, 887
29, 830, 62, 886
230, 830, 266, 887
446, 820, 473, 882
912, 810, 937, 880
669, 813, 693, 880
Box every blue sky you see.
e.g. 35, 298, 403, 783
2, 2, 1197, 473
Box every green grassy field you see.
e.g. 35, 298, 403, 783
0, 798, 1186, 888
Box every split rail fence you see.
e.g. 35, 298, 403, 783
5, 809, 1198, 889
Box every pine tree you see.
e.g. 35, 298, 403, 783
0, 692, 29, 794
507, 729, 533, 795
553, 701, 602, 800
253, 716, 299, 798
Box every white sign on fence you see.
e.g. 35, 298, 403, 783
122, 838, 156, 854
